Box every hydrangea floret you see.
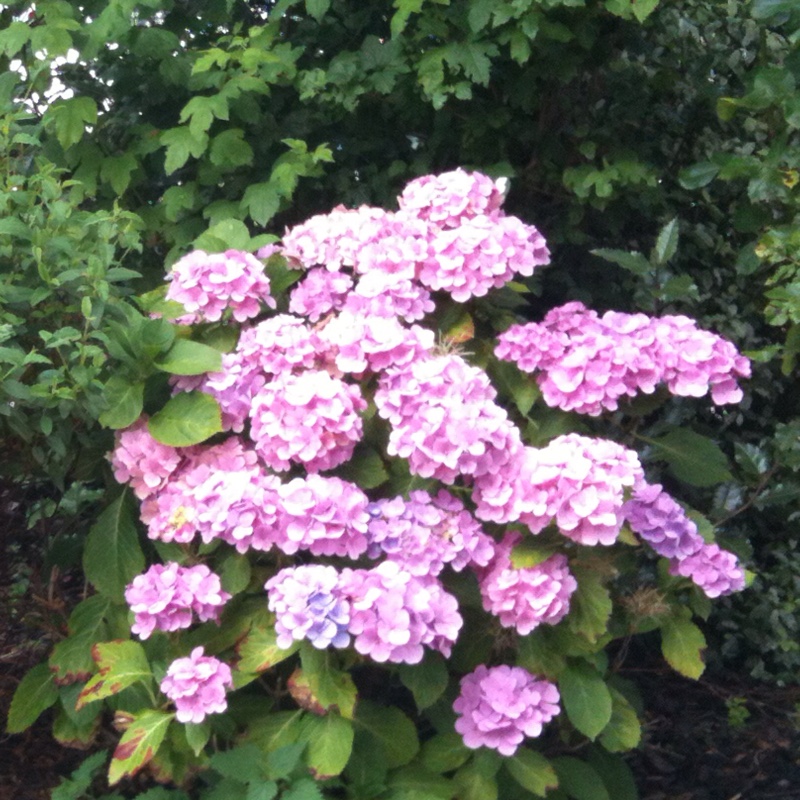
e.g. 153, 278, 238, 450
160, 647, 234, 724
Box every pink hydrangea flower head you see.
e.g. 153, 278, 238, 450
669, 543, 746, 597
289, 268, 354, 321
375, 355, 523, 483
453, 664, 560, 756
623, 483, 705, 559
346, 270, 435, 322
109, 418, 182, 500
165, 249, 275, 324
507, 437, 643, 545
160, 647, 233, 724
125, 563, 230, 639
266, 564, 350, 649
250, 370, 366, 472
366, 489, 495, 576
397, 169, 506, 227
420, 214, 549, 302
478, 533, 577, 634
275, 475, 370, 558
236, 314, 333, 377
339, 561, 462, 663
319, 311, 435, 375
496, 303, 750, 415
281, 206, 392, 271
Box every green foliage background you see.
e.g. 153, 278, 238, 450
4, 0, 800, 796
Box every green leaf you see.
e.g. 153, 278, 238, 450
241, 182, 281, 226
391, 0, 425, 37
297, 714, 354, 779
558, 662, 613, 741
210, 743, 266, 783
50, 596, 114, 685
752, 0, 799, 18
397, 653, 448, 710
598, 688, 641, 752
83, 490, 144, 597
305, 0, 330, 22
108, 710, 174, 785
161, 126, 208, 174
590, 248, 652, 277
645, 428, 733, 486
299, 645, 358, 719
101, 153, 138, 195
51, 750, 108, 800
147, 391, 222, 446
587, 748, 638, 800
420, 731, 471, 774
336, 446, 390, 489
282, 779, 323, 800
453, 757, 499, 800
552, 757, 610, 800
6, 663, 59, 733
506, 749, 559, 797
155, 339, 223, 376
567, 567, 613, 644
98, 376, 144, 429
83, 492, 145, 602
185, 721, 212, 756
387, 765, 454, 798
194, 219, 252, 252
218, 551, 252, 595
236, 623, 299, 674
77, 641, 152, 709
653, 218, 679, 265
661, 617, 706, 679
678, 162, 720, 190
50, 97, 98, 149
355, 701, 419, 768
210, 128, 254, 169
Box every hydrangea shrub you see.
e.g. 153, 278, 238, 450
9, 170, 749, 798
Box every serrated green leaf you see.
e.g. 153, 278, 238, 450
558, 662, 613, 741
567, 567, 612, 644
155, 339, 223, 376
194, 219, 252, 252
420, 731, 471, 774
587, 748, 638, 800
397, 653, 448, 710
299, 645, 358, 719
101, 152, 138, 195
147, 391, 222, 446
237, 625, 299, 674
653, 218, 679, 265
336, 446, 389, 489
241, 182, 281, 226
506, 749, 558, 797
355, 701, 419, 768
598, 688, 641, 752
646, 428, 733, 486
50, 596, 114, 685
305, 0, 330, 22
98, 376, 144, 429
108, 710, 174, 785
661, 617, 706, 679
83, 492, 145, 602
210, 128, 254, 169
552, 757, 610, 800
161, 126, 208, 174
49, 97, 98, 149
678, 162, 720, 190
77, 641, 152, 709
298, 714, 354, 779
590, 248, 652, 277
6, 663, 59, 733
453, 758, 498, 800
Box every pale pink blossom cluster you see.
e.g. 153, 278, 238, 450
366, 489, 494, 576
109, 418, 182, 499
339, 561, 463, 664
266, 564, 351, 649
669, 543, 746, 598
478, 533, 577, 635
279, 169, 548, 305
624, 483, 745, 597
250, 371, 366, 472
160, 647, 233, 723
166, 249, 275, 324
125, 563, 230, 639
275, 475, 370, 558
472, 435, 643, 546
496, 301, 751, 415
375, 354, 523, 483
453, 664, 560, 756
